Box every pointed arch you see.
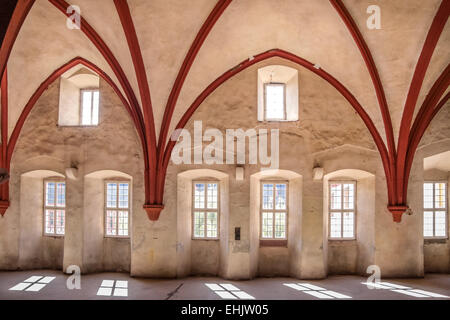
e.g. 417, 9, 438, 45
7, 57, 148, 176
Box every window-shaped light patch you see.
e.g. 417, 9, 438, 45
105, 181, 130, 237
261, 182, 288, 240
423, 182, 447, 238
193, 182, 219, 239
81, 89, 100, 126
44, 181, 65, 236
329, 182, 356, 239
265, 83, 286, 120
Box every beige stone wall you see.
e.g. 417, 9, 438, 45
0, 57, 448, 278
0, 78, 144, 273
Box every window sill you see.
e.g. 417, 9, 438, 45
104, 236, 130, 239
260, 120, 298, 123
424, 238, 448, 244
43, 235, 64, 238
328, 238, 357, 243
192, 238, 219, 241
57, 124, 99, 128
260, 239, 287, 247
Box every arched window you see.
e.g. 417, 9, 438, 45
257, 65, 299, 122
105, 180, 131, 237
58, 67, 100, 126
260, 181, 288, 240
192, 181, 219, 239
328, 181, 356, 240
177, 169, 229, 277
43, 178, 66, 236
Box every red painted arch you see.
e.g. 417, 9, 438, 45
396, 0, 449, 202
0, 0, 35, 80
114, 0, 157, 204
402, 66, 450, 200
329, 0, 396, 190
48, 0, 146, 147
157, 49, 392, 204
6, 57, 149, 176
157, 0, 233, 159
0, 69, 9, 212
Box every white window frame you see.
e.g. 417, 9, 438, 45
192, 181, 220, 240
423, 181, 448, 239
264, 83, 287, 121
260, 180, 289, 241
328, 181, 357, 240
80, 88, 100, 126
43, 178, 66, 237
104, 180, 131, 238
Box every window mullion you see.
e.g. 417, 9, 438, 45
433, 183, 436, 237
341, 184, 344, 238
91, 91, 95, 123
272, 183, 276, 238
116, 183, 120, 235
204, 184, 208, 237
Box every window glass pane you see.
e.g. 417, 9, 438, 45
261, 212, 273, 238
46, 182, 56, 207
342, 212, 354, 238
118, 183, 129, 208
265, 84, 285, 120
207, 183, 218, 209
262, 184, 273, 210
92, 91, 100, 125
275, 184, 287, 210
193, 212, 205, 238
206, 212, 218, 238
45, 210, 55, 234
274, 212, 286, 239
434, 211, 446, 237
343, 184, 354, 210
194, 184, 205, 209
81, 91, 92, 125
423, 211, 434, 237
423, 183, 434, 209
56, 210, 65, 235
330, 184, 342, 210
107, 183, 117, 208
330, 212, 342, 238
435, 183, 446, 209
56, 183, 65, 207
118, 211, 129, 236
106, 211, 117, 236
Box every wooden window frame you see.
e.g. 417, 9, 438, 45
104, 180, 131, 239
192, 181, 220, 240
264, 83, 287, 121
43, 178, 66, 237
260, 180, 289, 246
80, 88, 100, 126
423, 181, 448, 240
328, 181, 357, 241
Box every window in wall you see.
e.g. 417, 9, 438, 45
192, 182, 219, 239
105, 181, 130, 237
44, 180, 66, 236
329, 182, 356, 240
260, 182, 288, 240
423, 182, 447, 238
264, 83, 286, 121
81, 89, 100, 126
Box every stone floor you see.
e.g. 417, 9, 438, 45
0, 270, 448, 300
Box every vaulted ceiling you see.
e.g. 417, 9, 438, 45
0, 0, 449, 221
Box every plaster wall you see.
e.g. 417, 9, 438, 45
0, 77, 143, 273
1, 56, 448, 279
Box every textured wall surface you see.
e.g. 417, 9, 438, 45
0, 57, 448, 278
